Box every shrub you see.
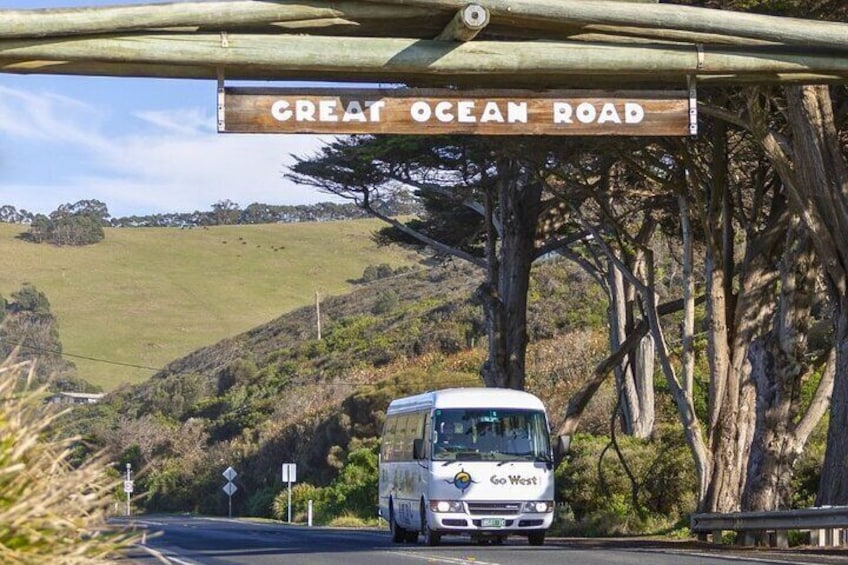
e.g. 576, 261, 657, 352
555, 430, 696, 536
0, 353, 137, 563
322, 444, 379, 520
372, 290, 400, 314
272, 483, 325, 522
10, 284, 51, 314
246, 486, 278, 518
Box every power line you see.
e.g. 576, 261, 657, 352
0, 338, 162, 372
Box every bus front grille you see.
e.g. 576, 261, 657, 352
467, 502, 521, 515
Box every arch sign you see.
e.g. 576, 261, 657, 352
219, 87, 692, 136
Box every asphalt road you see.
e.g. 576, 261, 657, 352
117, 515, 848, 565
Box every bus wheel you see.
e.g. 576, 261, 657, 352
420, 504, 441, 547
389, 504, 406, 543
528, 531, 545, 546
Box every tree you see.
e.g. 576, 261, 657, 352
753, 84, 848, 506
24, 200, 108, 246
210, 199, 241, 225
289, 135, 586, 390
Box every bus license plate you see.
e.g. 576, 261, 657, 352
481, 518, 505, 528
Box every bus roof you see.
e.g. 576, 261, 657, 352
386, 388, 546, 415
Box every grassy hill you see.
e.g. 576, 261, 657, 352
0, 220, 418, 390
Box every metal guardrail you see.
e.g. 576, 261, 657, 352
691, 506, 848, 547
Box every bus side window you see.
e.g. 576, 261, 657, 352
396, 415, 409, 460
383, 415, 397, 461
422, 412, 431, 459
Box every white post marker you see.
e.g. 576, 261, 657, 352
223, 466, 238, 518
282, 463, 297, 523
124, 463, 134, 517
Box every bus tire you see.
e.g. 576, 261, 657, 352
528, 531, 545, 546
389, 503, 406, 543
420, 503, 441, 547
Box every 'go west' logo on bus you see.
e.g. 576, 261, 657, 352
490, 474, 540, 486
447, 469, 477, 493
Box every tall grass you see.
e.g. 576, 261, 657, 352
0, 352, 136, 564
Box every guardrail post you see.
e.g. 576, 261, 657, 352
711, 529, 723, 544
771, 530, 788, 548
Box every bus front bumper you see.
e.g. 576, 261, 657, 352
427, 503, 554, 535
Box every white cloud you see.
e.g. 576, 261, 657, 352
0, 83, 335, 217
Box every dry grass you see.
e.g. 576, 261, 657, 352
0, 351, 137, 564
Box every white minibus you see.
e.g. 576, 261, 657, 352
378, 388, 555, 546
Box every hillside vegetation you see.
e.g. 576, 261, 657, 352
64, 259, 666, 524
0, 220, 417, 389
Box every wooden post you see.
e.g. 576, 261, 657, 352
315, 291, 322, 341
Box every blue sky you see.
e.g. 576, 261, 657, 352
0, 0, 330, 218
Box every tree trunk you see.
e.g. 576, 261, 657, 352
778, 85, 848, 506
609, 264, 655, 438
702, 121, 748, 513
743, 336, 803, 511
818, 304, 848, 505
480, 159, 542, 390
742, 224, 831, 511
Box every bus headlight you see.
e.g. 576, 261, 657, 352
522, 501, 553, 513
430, 500, 464, 513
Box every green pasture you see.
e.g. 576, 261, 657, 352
0, 220, 416, 390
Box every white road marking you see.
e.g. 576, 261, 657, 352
387, 550, 502, 565
661, 550, 833, 565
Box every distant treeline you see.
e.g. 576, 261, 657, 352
0, 194, 418, 229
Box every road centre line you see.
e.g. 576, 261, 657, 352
387, 550, 501, 565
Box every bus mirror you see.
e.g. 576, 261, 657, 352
412, 439, 425, 460
558, 435, 572, 454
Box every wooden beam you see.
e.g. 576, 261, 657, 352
0, 1, 437, 38
435, 4, 490, 41
0, 34, 846, 78
359, 0, 848, 51
1, 58, 845, 88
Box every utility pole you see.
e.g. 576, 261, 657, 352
315, 291, 322, 340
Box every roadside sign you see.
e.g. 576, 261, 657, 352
223, 466, 237, 482
123, 480, 134, 494
220, 87, 692, 136
282, 463, 297, 483
223, 482, 237, 496
282, 463, 297, 524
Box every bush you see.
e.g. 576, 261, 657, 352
10, 284, 50, 314
0, 353, 137, 563
272, 483, 325, 522
372, 290, 400, 314
322, 444, 379, 520
246, 486, 278, 518
555, 430, 696, 536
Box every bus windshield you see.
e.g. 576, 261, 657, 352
432, 408, 551, 462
